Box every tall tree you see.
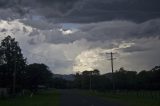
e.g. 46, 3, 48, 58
0, 36, 26, 91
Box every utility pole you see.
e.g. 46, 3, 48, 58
111, 52, 114, 74
107, 52, 116, 90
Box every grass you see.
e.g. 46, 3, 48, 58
86, 90, 160, 106
0, 90, 59, 106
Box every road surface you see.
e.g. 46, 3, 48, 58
59, 90, 124, 106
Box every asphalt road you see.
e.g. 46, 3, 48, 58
59, 90, 124, 106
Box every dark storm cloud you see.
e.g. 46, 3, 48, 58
0, 0, 80, 20
0, 0, 160, 23
27, 19, 160, 44
122, 45, 151, 53
0, 28, 7, 32
68, 0, 160, 23
39, 0, 160, 23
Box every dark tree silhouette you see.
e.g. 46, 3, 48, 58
0, 36, 26, 92
71, 67, 160, 91
24, 63, 53, 92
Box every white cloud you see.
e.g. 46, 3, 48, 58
59, 29, 76, 35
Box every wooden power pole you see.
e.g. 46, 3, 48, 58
107, 52, 116, 90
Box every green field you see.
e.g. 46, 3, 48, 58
0, 90, 59, 106
86, 91, 160, 106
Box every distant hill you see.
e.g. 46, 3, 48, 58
53, 74, 75, 81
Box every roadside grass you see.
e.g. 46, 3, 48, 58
85, 90, 160, 106
0, 90, 59, 106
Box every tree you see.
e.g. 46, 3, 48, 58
25, 63, 53, 92
0, 36, 26, 92
92, 69, 100, 75
79, 69, 100, 90
74, 72, 82, 88
114, 67, 137, 90
150, 66, 160, 90
0, 48, 4, 65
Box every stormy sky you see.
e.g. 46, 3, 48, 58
0, 0, 160, 74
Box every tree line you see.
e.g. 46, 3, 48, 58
52, 66, 160, 91
50, 66, 160, 91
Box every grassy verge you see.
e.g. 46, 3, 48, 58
86, 90, 160, 106
0, 90, 59, 106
